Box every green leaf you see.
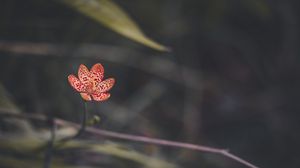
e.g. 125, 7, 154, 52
0, 136, 177, 168
61, 0, 170, 51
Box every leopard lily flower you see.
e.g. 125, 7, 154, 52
68, 63, 115, 101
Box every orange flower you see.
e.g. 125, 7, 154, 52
68, 63, 115, 101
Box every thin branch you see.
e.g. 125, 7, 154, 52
0, 110, 259, 168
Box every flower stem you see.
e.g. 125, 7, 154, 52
73, 101, 88, 138
43, 117, 55, 168
59, 101, 88, 142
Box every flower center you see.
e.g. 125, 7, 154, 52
85, 82, 95, 94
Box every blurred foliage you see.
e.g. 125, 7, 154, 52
0, 84, 35, 135
0, 84, 177, 168
0, 134, 177, 168
243, 0, 271, 18
1, 0, 300, 168
62, 0, 169, 51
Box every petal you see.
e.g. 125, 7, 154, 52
90, 63, 104, 83
68, 75, 85, 92
80, 93, 92, 101
92, 93, 110, 101
96, 78, 115, 93
78, 64, 91, 86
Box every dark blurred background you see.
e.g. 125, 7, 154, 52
0, 0, 300, 168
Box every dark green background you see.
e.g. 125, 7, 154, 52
1, 0, 299, 167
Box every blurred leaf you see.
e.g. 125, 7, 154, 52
0, 134, 178, 168
0, 155, 81, 168
203, 0, 226, 28
0, 84, 19, 110
0, 84, 35, 135
243, 0, 271, 18
61, 0, 169, 51
64, 141, 178, 168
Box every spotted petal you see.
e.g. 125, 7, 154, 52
92, 93, 110, 101
96, 78, 115, 93
78, 64, 91, 86
90, 63, 104, 83
80, 93, 92, 101
68, 75, 85, 92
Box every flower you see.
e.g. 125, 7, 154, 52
68, 63, 115, 101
